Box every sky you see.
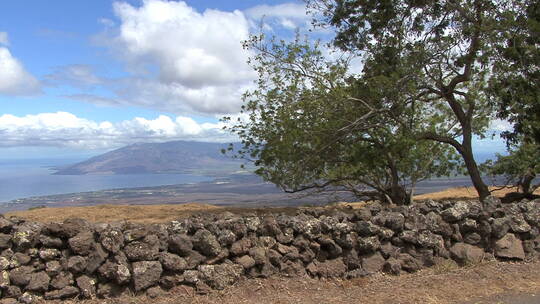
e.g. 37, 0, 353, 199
0, 0, 508, 160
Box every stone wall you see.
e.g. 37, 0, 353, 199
0, 196, 539, 303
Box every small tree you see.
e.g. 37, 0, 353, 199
224, 35, 459, 205
485, 142, 540, 198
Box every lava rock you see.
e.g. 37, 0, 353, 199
198, 264, 243, 290
26, 271, 50, 292
494, 233, 525, 260
192, 229, 221, 257
44, 286, 80, 300
68, 232, 96, 256
449, 242, 485, 264
132, 261, 162, 291
76, 275, 97, 299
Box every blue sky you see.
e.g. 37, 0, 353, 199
0, 0, 508, 159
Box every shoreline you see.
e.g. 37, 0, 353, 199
0, 174, 487, 213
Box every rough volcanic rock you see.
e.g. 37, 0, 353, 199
491, 218, 510, 239
383, 257, 402, 275
192, 229, 221, 257
39, 248, 61, 261
97, 282, 128, 299
100, 229, 124, 253
441, 201, 471, 222
306, 258, 347, 278
362, 252, 386, 274
67, 256, 87, 274
0, 270, 9, 288
449, 242, 485, 264
3, 285, 21, 298
397, 253, 422, 272
124, 241, 158, 261
50, 272, 74, 290
76, 275, 97, 299
39, 235, 63, 249
198, 264, 243, 290
185, 250, 206, 269
158, 252, 187, 272
0, 234, 11, 250
26, 271, 50, 292
68, 232, 96, 256
230, 238, 252, 256
12, 224, 41, 251
132, 261, 162, 291
44, 286, 80, 300
357, 236, 380, 253
19, 292, 41, 304
168, 234, 193, 256
9, 266, 33, 286
236, 255, 256, 269
494, 233, 525, 260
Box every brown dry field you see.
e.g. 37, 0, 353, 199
6, 186, 539, 224
42, 260, 540, 304
413, 186, 540, 201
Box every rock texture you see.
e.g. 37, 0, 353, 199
0, 196, 539, 302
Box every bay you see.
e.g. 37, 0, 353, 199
0, 158, 212, 203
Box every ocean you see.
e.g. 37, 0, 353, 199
0, 158, 212, 203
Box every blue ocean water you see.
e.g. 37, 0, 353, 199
0, 158, 212, 202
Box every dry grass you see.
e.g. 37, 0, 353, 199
414, 186, 540, 201
5, 203, 220, 224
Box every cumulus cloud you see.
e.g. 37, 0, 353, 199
244, 3, 309, 30
0, 112, 237, 149
0, 32, 8, 45
89, 0, 255, 115
0, 47, 41, 96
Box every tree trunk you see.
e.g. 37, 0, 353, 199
519, 170, 535, 194
460, 144, 490, 201
385, 162, 411, 205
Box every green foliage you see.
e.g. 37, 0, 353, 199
305, 0, 537, 200
488, 0, 540, 145
484, 142, 540, 194
224, 34, 459, 204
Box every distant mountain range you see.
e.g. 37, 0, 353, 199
54, 141, 243, 175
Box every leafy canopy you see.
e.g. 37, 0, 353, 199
224, 34, 459, 204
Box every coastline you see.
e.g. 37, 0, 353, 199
0, 174, 484, 213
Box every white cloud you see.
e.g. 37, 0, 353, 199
490, 119, 512, 132
45, 64, 103, 88
245, 3, 309, 30
90, 0, 255, 115
0, 112, 236, 149
0, 47, 41, 96
245, 3, 308, 20
0, 32, 8, 45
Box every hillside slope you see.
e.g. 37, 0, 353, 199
54, 141, 241, 175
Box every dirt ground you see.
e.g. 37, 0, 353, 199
41, 260, 540, 304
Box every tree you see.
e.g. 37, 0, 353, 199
223, 34, 459, 205
488, 0, 540, 146
306, 0, 532, 201
485, 142, 540, 198
482, 0, 539, 201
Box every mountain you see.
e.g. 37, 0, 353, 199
54, 141, 242, 175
